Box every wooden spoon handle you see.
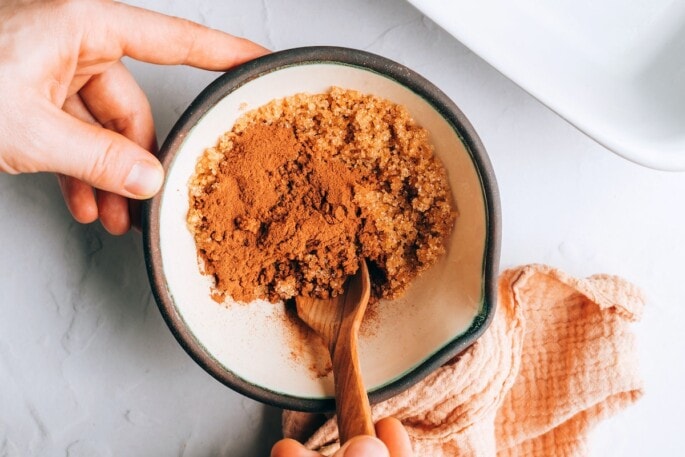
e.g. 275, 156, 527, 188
332, 332, 375, 444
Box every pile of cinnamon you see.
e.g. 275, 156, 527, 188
187, 88, 455, 304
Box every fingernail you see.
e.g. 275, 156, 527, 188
124, 161, 163, 198
339, 437, 388, 457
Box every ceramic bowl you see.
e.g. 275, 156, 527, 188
143, 46, 501, 412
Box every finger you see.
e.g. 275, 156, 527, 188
79, 61, 156, 152
56, 174, 98, 224
336, 436, 389, 457
29, 102, 164, 199
270, 438, 320, 457
96, 191, 130, 235
80, 61, 158, 233
63, 91, 131, 234
97, 2, 269, 69
375, 418, 413, 457
59, 95, 99, 223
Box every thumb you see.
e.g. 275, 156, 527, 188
335, 436, 389, 457
31, 104, 164, 199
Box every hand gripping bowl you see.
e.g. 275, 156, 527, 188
143, 46, 501, 412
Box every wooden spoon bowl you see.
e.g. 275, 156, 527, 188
295, 260, 375, 444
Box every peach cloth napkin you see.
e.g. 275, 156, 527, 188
282, 264, 645, 456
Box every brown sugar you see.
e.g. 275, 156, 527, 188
188, 87, 455, 304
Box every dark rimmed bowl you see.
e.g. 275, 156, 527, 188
143, 46, 500, 412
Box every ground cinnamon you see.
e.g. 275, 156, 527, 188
191, 123, 361, 302
188, 88, 455, 304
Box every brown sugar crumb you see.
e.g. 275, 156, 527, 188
188, 87, 455, 303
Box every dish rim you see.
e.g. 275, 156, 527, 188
142, 46, 501, 412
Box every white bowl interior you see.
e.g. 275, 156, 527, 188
159, 63, 486, 399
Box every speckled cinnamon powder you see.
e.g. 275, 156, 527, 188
188, 87, 455, 304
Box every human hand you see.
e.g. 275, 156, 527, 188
0, 0, 267, 234
271, 417, 414, 457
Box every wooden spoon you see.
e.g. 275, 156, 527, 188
295, 259, 375, 444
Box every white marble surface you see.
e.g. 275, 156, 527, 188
1, 1, 684, 455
